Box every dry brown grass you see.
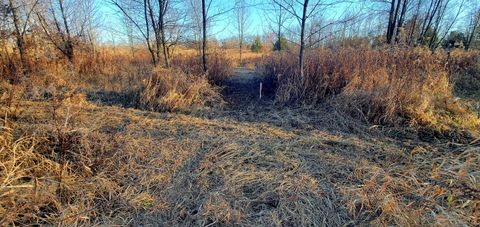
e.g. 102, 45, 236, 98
0, 125, 53, 224
2, 47, 226, 112
261, 48, 480, 134
342, 146, 480, 226
172, 51, 234, 84
139, 68, 223, 111
223, 48, 265, 69
1, 46, 479, 226
2, 95, 478, 226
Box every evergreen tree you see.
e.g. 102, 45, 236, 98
273, 36, 289, 51
251, 36, 264, 52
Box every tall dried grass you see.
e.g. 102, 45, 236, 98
0, 100, 157, 225
0, 125, 53, 224
261, 48, 480, 132
139, 68, 223, 111
1, 47, 227, 112
223, 48, 265, 69
172, 51, 234, 84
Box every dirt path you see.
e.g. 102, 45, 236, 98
222, 67, 274, 108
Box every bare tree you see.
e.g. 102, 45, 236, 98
111, 0, 183, 67
234, 0, 249, 65
199, 0, 233, 74
386, 0, 399, 44
73, 0, 98, 54
202, 0, 207, 73
272, 0, 347, 80
394, 0, 409, 43
465, 4, 480, 50
35, 0, 80, 61
265, 0, 292, 48
416, 0, 445, 46
374, 0, 466, 49
428, 0, 465, 51
270, 0, 307, 80
8, 0, 28, 70
152, 0, 170, 67
186, 0, 202, 54
406, 0, 421, 45
123, 14, 136, 57
298, 0, 308, 80
381, 0, 411, 44
7, 0, 39, 72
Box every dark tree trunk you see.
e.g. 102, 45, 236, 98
465, 11, 479, 50
395, 0, 408, 43
407, 1, 421, 46
144, 0, 157, 66
419, 0, 441, 45
298, 0, 309, 81
159, 0, 170, 68
202, 0, 208, 74
147, 0, 161, 63
388, 0, 401, 44
8, 0, 28, 73
386, 0, 396, 44
58, 0, 74, 61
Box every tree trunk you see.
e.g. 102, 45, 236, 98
159, 0, 170, 68
278, 5, 282, 44
202, 0, 208, 74
298, 0, 309, 81
465, 12, 479, 50
407, 1, 421, 46
389, 0, 401, 44
419, 0, 441, 45
239, 39, 243, 65
160, 32, 170, 68
428, 2, 446, 50
8, 0, 28, 73
147, 0, 161, 64
58, 0, 74, 61
395, 0, 408, 43
144, 0, 157, 66
386, 0, 396, 44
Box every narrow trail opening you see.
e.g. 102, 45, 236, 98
222, 67, 274, 110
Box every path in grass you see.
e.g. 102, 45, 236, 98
222, 67, 273, 107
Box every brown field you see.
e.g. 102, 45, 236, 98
1, 46, 480, 226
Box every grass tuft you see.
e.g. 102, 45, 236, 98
139, 68, 224, 112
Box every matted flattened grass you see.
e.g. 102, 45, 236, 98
1, 95, 478, 226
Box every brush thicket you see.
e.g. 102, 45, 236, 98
262, 48, 480, 132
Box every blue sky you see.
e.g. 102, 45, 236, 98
95, 0, 267, 44
94, 0, 473, 45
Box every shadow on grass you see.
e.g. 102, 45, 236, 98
86, 90, 140, 109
